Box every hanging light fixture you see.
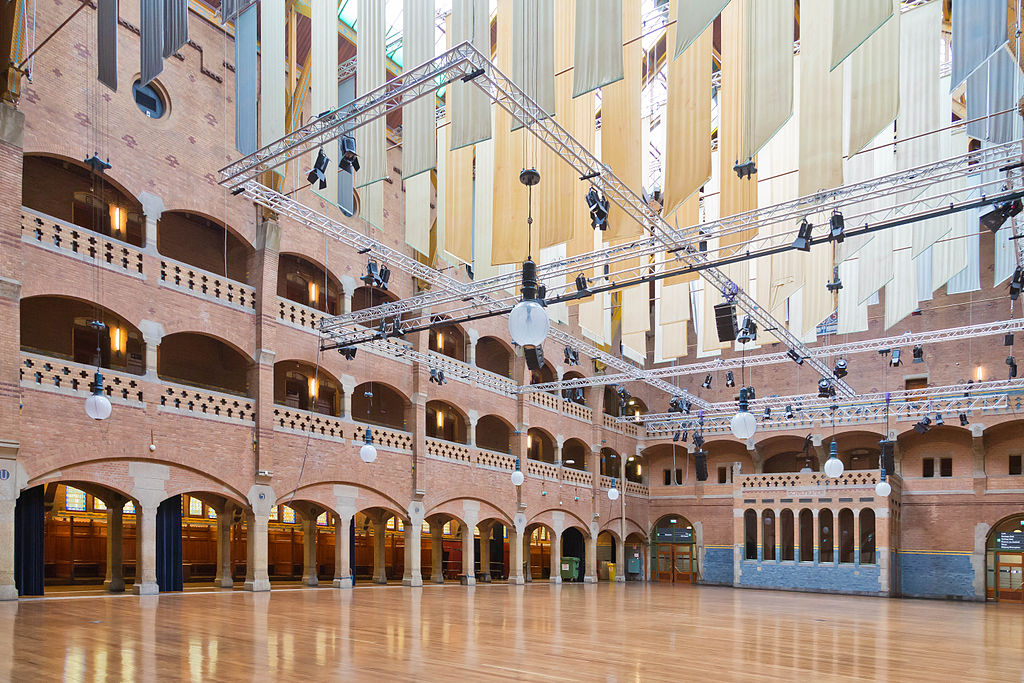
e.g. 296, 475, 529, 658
511, 456, 525, 486
306, 148, 330, 190
729, 387, 757, 440
508, 257, 550, 349
823, 441, 844, 478
607, 477, 619, 501
359, 426, 378, 463
85, 371, 112, 420
875, 471, 892, 497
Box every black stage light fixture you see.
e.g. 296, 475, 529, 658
935, 413, 944, 426
360, 260, 380, 287
784, 405, 795, 419
817, 378, 835, 398
564, 346, 581, 366
733, 158, 756, 179
1007, 355, 1018, 379
429, 368, 447, 385
339, 134, 360, 172
833, 359, 848, 379
672, 430, 682, 442
307, 148, 330, 189
701, 374, 712, 389
616, 385, 631, 408
573, 387, 585, 403
793, 219, 813, 251
787, 349, 804, 365
890, 348, 902, 367
736, 316, 757, 344
683, 400, 692, 414
668, 397, 685, 413
1010, 266, 1024, 301
826, 266, 843, 292
912, 345, 924, 363
763, 407, 771, 420
692, 433, 705, 449
829, 210, 845, 243
586, 187, 610, 230
84, 153, 112, 174
980, 199, 1023, 233
574, 273, 589, 293
959, 413, 969, 426
338, 346, 357, 360
378, 264, 391, 290
1005, 333, 1015, 347
725, 371, 735, 387
914, 415, 932, 434
694, 450, 709, 481
745, 385, 756, 400
524, 345, 545, 371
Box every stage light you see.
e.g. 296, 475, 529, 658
980, 199, 1022, 233
793, 219, 813, 252
762, 407, 771, 420
733, 158, 756, 179
307, 148, 330, 189
829, 210, 845, 242
586, 187, 610, 230
833, 359, 848, 379
1011, 267, 1024, 301
787, 349, 804, 365
784, 405, 795, 419
616, 385, 631, 408
826, 266, 843, 292
745, 385, 756, 400
1008, 355, 1018, 379
959, 413, 969, 426
701, 374, 712, 389
736, 316, 757, 344
913, 416, 932, 434
429, 368, 447, 385
913, 345, 924, 363
818, 378, 835, 398
890, 349, 902, 367
360, 260, 390, 289
672, 430, 682, 442
683, 400, 692, 414
339, 134, 360, 172
574, 273, 589, 293
725, 371, 735, 387
935, 413, 944, 426
338, 346, 357, 360
564, 346, 581, 365
668, 397, 685, 413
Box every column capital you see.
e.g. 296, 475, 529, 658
138, 319, 165, 346
970, 423, 985, 438
247, 484, 277, 517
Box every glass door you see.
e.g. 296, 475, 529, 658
655, 545, 673, 582
995, 552, 1024, 603
672, 545, 694, 584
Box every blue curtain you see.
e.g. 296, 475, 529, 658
156, 496, 183, 591
15, 485, 44, 596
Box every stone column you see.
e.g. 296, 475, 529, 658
340, 375, 355, 419
133, 503, 159, 595
812, 435, 827, 472
333, 510, 354, 588
466, 411, 479, 447
252, 218, 282, 478
756, 509, 763, 562
615, 535, 626, 582
970, 424, 987, 479
214, 504, 235, 588
812, 508, 820, 566
371, 518, 388, 584
466, 328, 479, 366
138, 320, 164, 382
748, 444, 764, 474
339, 275, 356, 315
104, 502, 125, 592
461, 523, 477, 586
584, 526, 598, 583
554, 435, 564, 465
549, 530, 562, 584
478, 522, 493, 582
403, 500, 424, 587
429, 521, 444, 583
523, 531, 533, 582
301, 512, 319, 586
507, 513, 526, 585
137, 191, 164, 251
245, 483, 275, 592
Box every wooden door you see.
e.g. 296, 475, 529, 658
672, 545, 694, 584
655, 545, 673, 582
996, 553, 1024, 603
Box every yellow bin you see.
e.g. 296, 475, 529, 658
607, 563, 616, 581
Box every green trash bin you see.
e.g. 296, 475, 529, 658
560, 556, 579, 581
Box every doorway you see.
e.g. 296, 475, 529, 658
651, 515, 696, 584
986, 514, 1024, 603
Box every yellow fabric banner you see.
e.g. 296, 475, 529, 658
740, 0, 793, 161
719, 0, 757, 251
798, 0, 843, 197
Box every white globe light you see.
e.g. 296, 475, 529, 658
85, 393, 112, 420
729, 410, 757, 440
875, 480, 892, 497
511, 469, 525, 486
359, 443, 378, 463
608, 487, 619, 501
508, 300, 550, 347
824, 456, 845, 478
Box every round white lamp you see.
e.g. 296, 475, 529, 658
84, 372, 112, 421
511, 457, 525, 486
359, 426, 378, 463
875, 472, 892, 497
823, 441, 845, 478
729, 387, 757, 440
608, 479, 619, 501
508, 259, 550, 347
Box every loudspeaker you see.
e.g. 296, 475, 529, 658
880, 441, 895, 473
713, 303, 738, 342
524, 345, 545, 371
695, 451, 708, 481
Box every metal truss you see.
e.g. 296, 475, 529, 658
643, 379, 1024, 438
358, 335, 519, 395
527, 318, 1024, 395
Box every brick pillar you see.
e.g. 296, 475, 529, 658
549, 529, 562, 584
301, 511, 318, 586
429, 520, 444, 583
251, 218, 281, 478
103, 500, 126, 592
0, 104, 24, 602
214, 503, 235, 588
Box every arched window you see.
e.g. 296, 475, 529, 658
838, 508, 855, 564
819, 509, 834, 563
860, 509, 876, 564
762, 510, 776, 561
780, 509, 795, 561
799, 509, 814, 563
744, 509, 757, 560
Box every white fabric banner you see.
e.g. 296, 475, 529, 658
831, 0, 892, 71
798, 0, 843, 197
847, 0, 899, 155
451, 0, 492, 148
674, 0, 729, 58
511, 0, 555, 131
740, 0, 793, 160
884, 226, 918, 330
405, 172, 431, 257
310, 0, 338, 200
356, 0, 386, 186
403, 0, 436, 177
836, 258, 868, 334
573, 0, 624, 97
259, 0, 286, 147
951, 0, 1008, 89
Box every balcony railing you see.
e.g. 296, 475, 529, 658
278, 297, 327, 332
602, 414, 619, 430
20, 352, 144, 405
476, 447, 517, 471
353, 421, 414, 452
562, 467, 592, 486
22, 208, 144, 277
273, 406, 346, 441
625, 481, 649, 496
526, 459, 560, 480
425, 437, 473, 464
530, 392, 561, 412
740, 470, 882, 490
160, 259, 256, 311
159, 381, 256, 425
562, 399, 593, 423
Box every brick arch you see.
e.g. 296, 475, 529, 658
425, 497, 511, 526
22, 152, 143, 211
19, 293, 145, 337
279, 481, 410, 522
598, 517, 645, 539
161, 208, 255, 252
158, 327, 255, 363
27, 458, 249, 509
527, 508, 590, 533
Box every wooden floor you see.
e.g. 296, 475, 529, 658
1, 583, 1022, 681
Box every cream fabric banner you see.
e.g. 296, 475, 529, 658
436, 127, 454, 266
719, 0, 757, 250
836, 258, 869, 334
310, 0, 338, 199
472, 136, 503, 281
405, 173, 432, 257
884, 227, 918, 330
798, 0, 843, 196
360, 182, 384, 232
259, 0, 285, 147
848, 0, 899, 155
674, 0, 729, 58
491, 0, 531, 265
538, 6, 575, 248
740, 0, 793, 161
573, 0, 624, 97
451, 0, 492, 149
579, 291, 609, 344
445, 142, 474, 264
931, 129, 969, 293
853, 129, 898, 303
659, 269, 691, 359
621, 283, 649, 360
511, 0, 555, 131
356, 0, 386, 187
663, 193, 699, 286
403, 0, 436, 178
662, 0, 711, 218
800, 240, 834, 338
602, 0, 643, 244
831, 0, 892, 71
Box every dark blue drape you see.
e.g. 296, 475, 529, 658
15, 485, 44, 596
155, 496, 183, 591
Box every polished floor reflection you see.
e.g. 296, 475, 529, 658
1, 584, 1022, 681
